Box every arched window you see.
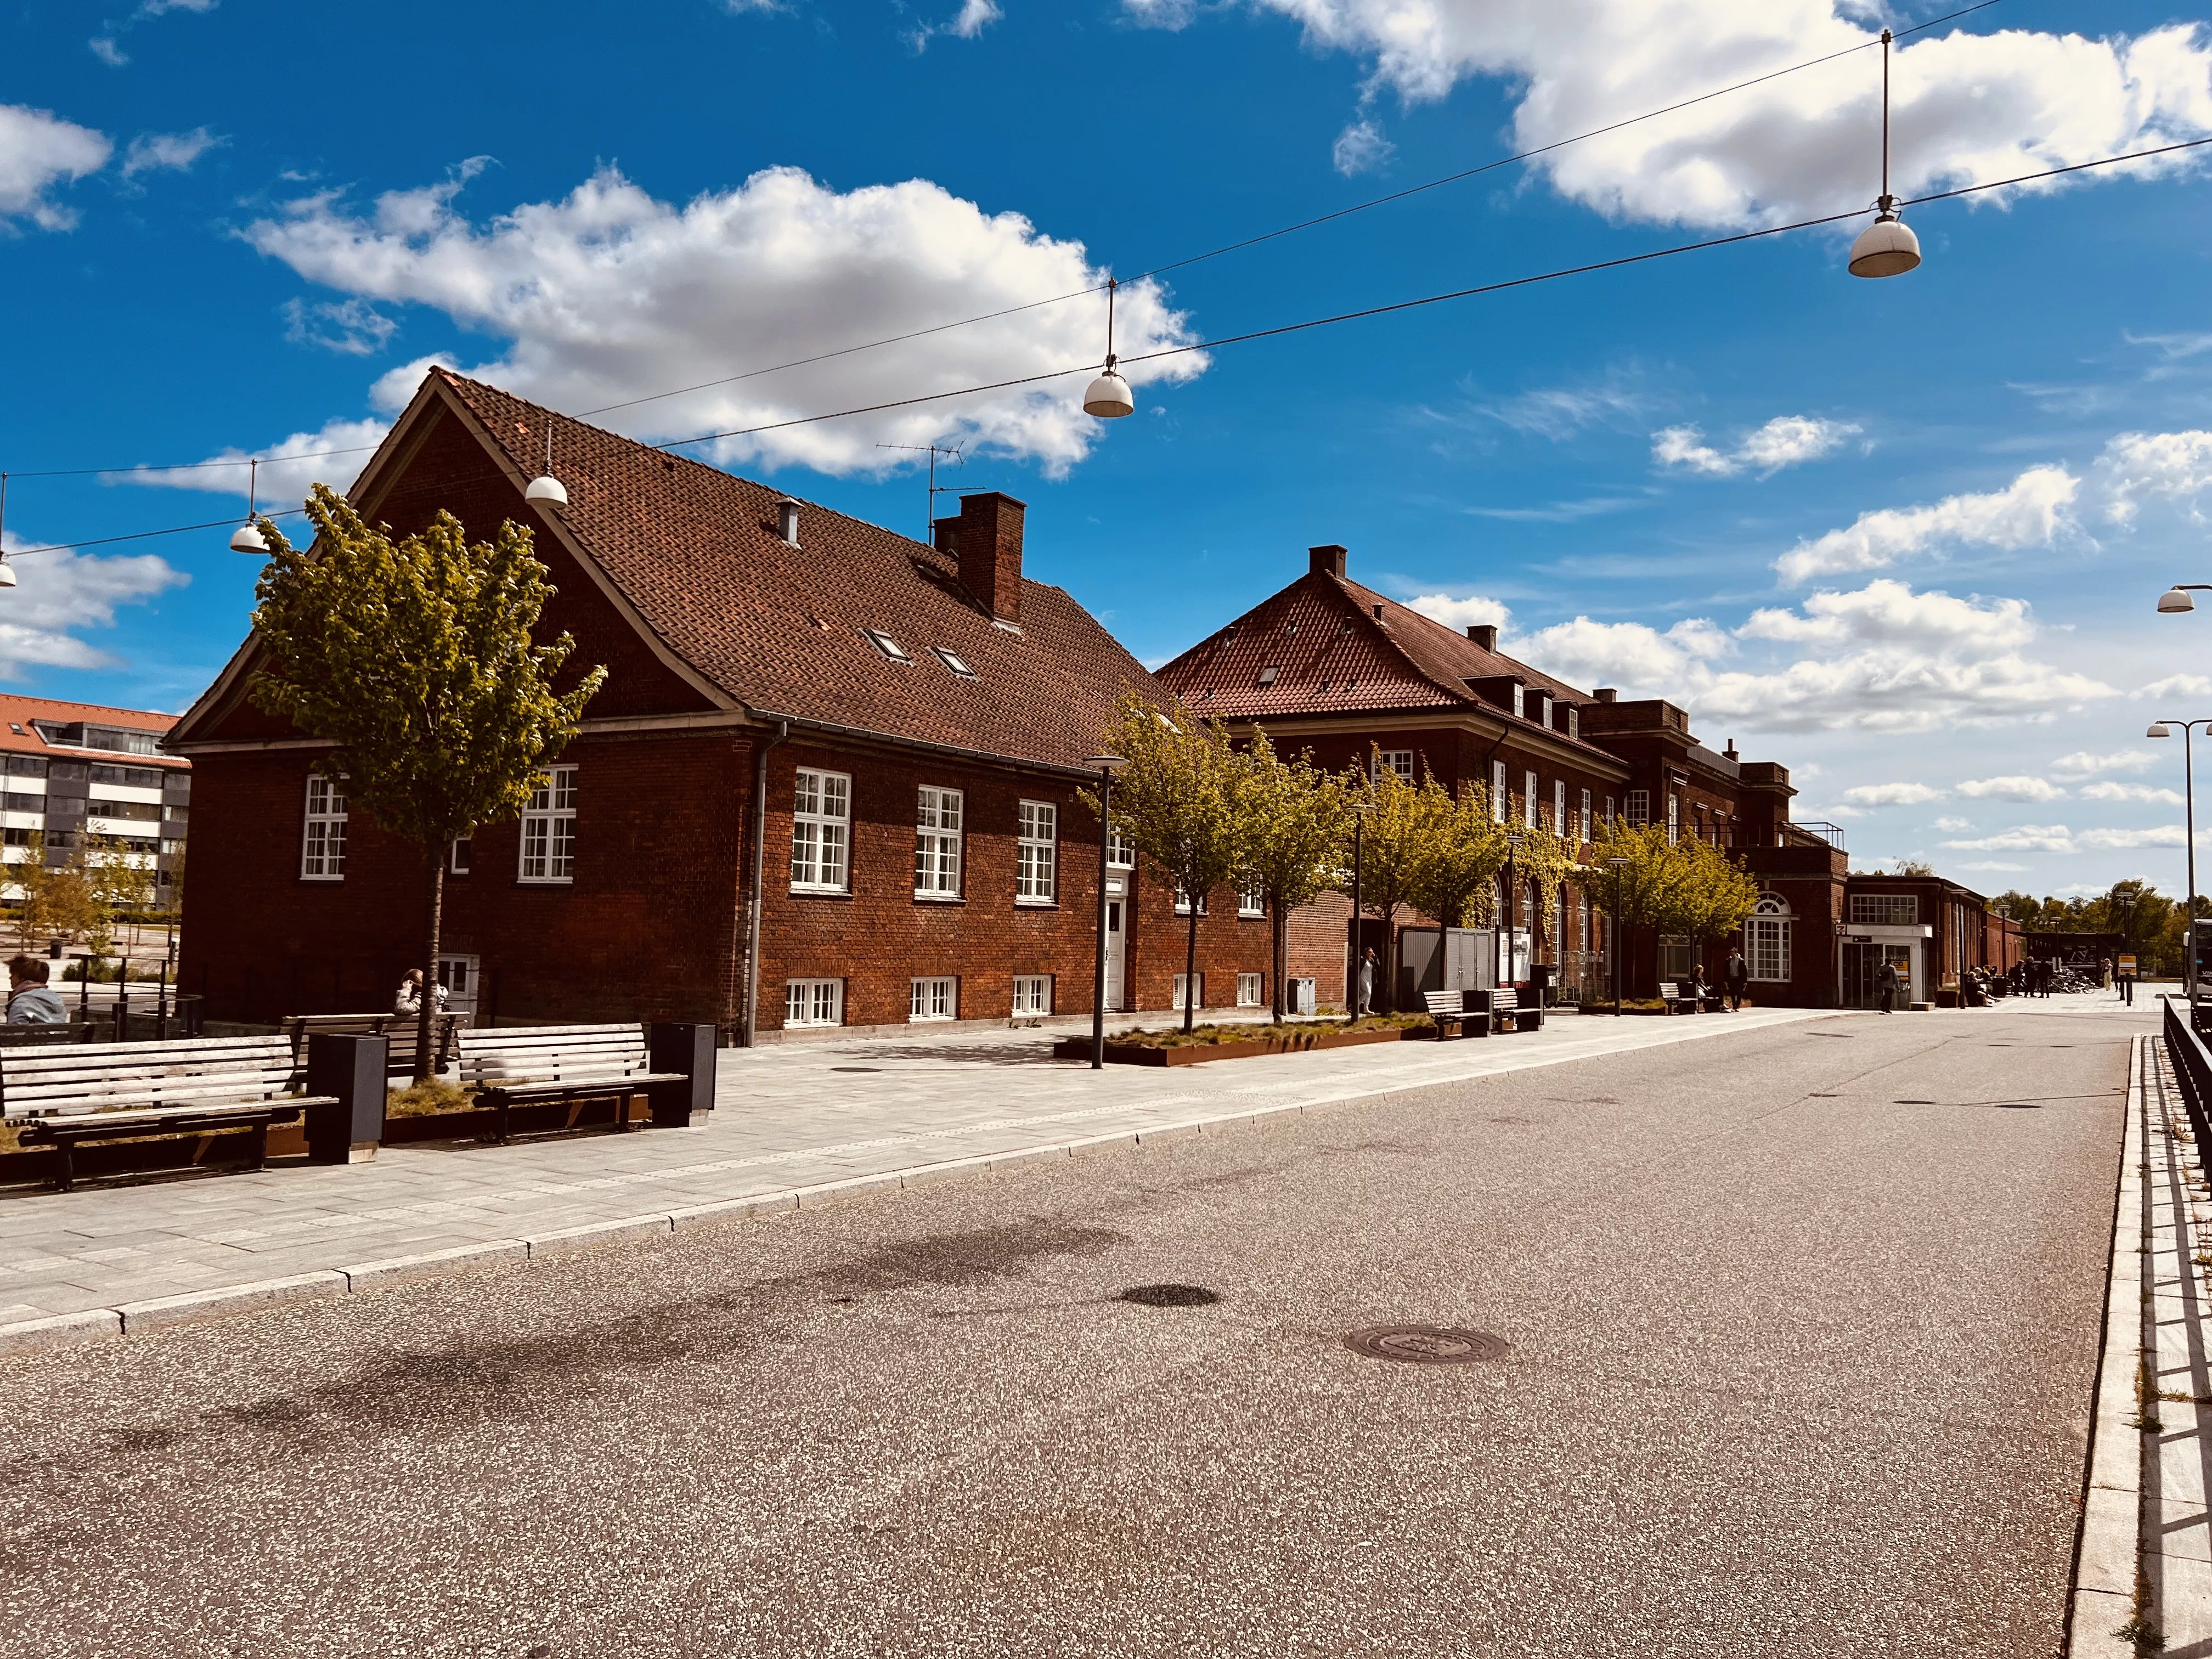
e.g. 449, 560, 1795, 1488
1746, 891, 1792, 982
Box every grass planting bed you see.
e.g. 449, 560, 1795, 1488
1052, 1015, 1425, 1066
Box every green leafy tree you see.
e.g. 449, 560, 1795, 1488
80, 832, 156, 962
1348, 753, 1452, 1013
1093, 696, 1246, 1033
1586, 818, 1686, 998
9, 833, 94, 955
1234, 731, 1355, 1020
1506, 794, 1583, 966
248, 486, 607, 1079
1404, 774, 1509, 931
1671, 833, 1762, 966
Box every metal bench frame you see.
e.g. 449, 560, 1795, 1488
458, 1023, 692, 1144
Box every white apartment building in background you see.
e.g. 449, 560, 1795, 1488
0, 695, 187, 904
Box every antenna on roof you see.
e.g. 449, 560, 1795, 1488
876, 440, 966, 543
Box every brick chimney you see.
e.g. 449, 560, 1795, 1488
1467, 624, 1498, 651
945, 492, 1026, 623
1309, 544, 1347, 579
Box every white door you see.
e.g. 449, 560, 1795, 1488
1104, 894, 1127, 1013
436, 953, 480, 1019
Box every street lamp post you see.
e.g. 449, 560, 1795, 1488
1503, 832, 1526, 990
1607, 856, 1630, 1017
2148, 718, 2208, 1001
1348, 803, 1371, 1022
1084, 754, 1126, 1070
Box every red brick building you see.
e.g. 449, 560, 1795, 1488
168, 370, 1281, 1039
1155, 545, 1849, 1007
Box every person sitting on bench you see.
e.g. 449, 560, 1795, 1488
8, 956, 66, 1024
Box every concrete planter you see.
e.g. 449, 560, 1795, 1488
1052, 1028, 1407, 1066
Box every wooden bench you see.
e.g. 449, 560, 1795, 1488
1, 1036, 329, 1192
282, 1011, 469, 1077
458, 1024, 703, 1143
1493, 988, 1544, 1034
1658, 985, 1699, 1015
1423, 989, 1471, 1039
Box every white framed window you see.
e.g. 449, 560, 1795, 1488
1237, 972, 1263, 1007
1747, 894, 1793, 981
1175, 884, 1209, 916
1013, 974, 1052, 1015
518, 765, 578, 883
1016, 800, 1057, 904
1554, 780, 1566, 834
449, 837, 472, 876
1666, 793, 1680, 845
1605, 794, 1616, 825
791, 769, 851, 892
786, 978, 843, 1027
1625, 789, 1650, 830
1172, 972, 1204, 1010
1492, 759, 1508, 823
911, 975, 958, 1022
1375, 749, 1414, 783
1568, 706, 1580, 741
915, 786, 963, 898
1579, 789, 1593, 843
1850, 893, 1918, 926
1108, 827, 1137, 868
1238, 878, 1265, 918
1523, 770, 1539, 829
301, 771, 347, 881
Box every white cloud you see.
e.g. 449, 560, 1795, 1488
283, 297, 398, 356
1332, 118, 1396, 175
2080, 781, 2186, 804
2098, 428, 2212, 526
135, 0, 218, 15
1404, 592, 1510, 632
1843, 782, 1942, 806
1955, 861, 2030, 872
88, 38, 128, 67
1464, 371, 1649, 441
0, 105, 111, 229
121, 127, 221, 177
1956, 775, 2067, 802
1123, 0, 1197, 24
2080, 826, 2191, 849
2052, 749, 2157, 776
1189, 5, 2212, 229
911, 0, 1002, 47
1943, 823, 2078, 853
0, 533, 187, 673
1775, 464, 2079, 584
243, 165, 1204, 479
1652, 415, 1857, 478
2141, 674, 2212, 699
1511, 614, 1730, 692
122, 417, 391, 509
1933, 816, 1972, 832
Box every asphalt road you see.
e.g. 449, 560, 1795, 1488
0, 999, 2138, 1658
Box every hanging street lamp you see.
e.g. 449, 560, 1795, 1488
229, 457, 268, 554
1082, 277, 1136, 420
2158, 584, 2212, 613
1848, 29, 1923, 280
524, 422, 569, 508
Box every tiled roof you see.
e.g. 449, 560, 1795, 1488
435, 373, 1159, 771
1155, 568, 1616, 759
0, 694, 183, 768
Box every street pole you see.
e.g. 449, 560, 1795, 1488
1088, 763, 1116, 1070
1349, 812, 1365, 1022
2152, 716, 2208, 1003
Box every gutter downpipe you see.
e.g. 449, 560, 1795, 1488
742, 718, 790, 1047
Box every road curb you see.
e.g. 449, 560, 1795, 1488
0, 1006, 1848, 1362
2066, 1033, 2146, 1658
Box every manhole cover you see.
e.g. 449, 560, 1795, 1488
1345, 1325, 1509, 1365
831, 1066, 882, 1073
1120, 1284, 1219, 1308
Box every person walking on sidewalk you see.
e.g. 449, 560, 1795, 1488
1356, 947, 1376, 1017
1876, 958, 1900, 1015
1724, 949, 1750, 1012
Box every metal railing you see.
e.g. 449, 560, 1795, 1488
2164, 996, 2212, 1146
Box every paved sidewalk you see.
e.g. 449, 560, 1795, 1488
0, 1004, 1836, 1345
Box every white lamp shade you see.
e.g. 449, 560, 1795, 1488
0, 562, 18, 588
2149, 723, 2174, 738
1848, 215, 1922, 279
524, 473, 569, 507
1082, 370, 1135, 419
2159, 587, 2197, 613
229, 522, 268, 554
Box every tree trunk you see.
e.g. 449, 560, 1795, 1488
1183, 890, 1200, 1034
416, 848, 444, 1085
1271, 895, 1288, 1024
1380, 902, 1398, 1014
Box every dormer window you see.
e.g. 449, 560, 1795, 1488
932, 646, 976, 678
1257, 665, 1279, 686
863, 629, 911, 663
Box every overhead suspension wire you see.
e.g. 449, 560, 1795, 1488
2, 0, 2022, 481
653, 132, 2212, 453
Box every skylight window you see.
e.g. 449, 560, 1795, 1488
1257, 665, 1279, 685
932, 646, 977, 678
862, 628, 911, 663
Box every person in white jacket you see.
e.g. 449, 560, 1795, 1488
393, 969, 448, 1017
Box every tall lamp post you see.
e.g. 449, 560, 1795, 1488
1347, 802, 1372, 1023
1607, 856, 1630, 1017
1084, 753, 1126, 1070
1503, 832, 1526, 990
2147, 717, 2207, 1001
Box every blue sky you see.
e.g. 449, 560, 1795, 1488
5, 0, 2212, 900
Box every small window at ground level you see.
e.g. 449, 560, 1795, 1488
911, 976, 958, 1021
1237, 972, 1263, 1007
1013, 975, 1052, 1015
787, 979, 843, 1028
1172, 973, 1204, 1011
